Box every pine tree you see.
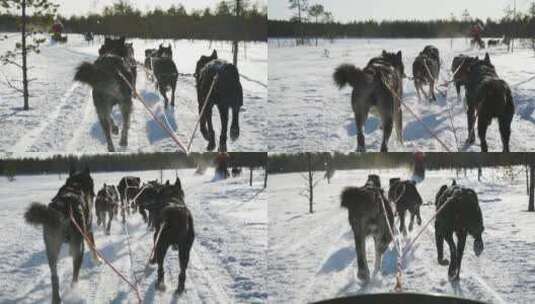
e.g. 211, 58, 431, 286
0, 0, 58, 110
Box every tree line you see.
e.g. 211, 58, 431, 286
268, 152, 535, 174
0, 1, 267, 41
0, 152, 267, 176
270, 2, 535, 39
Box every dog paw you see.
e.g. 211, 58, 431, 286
156, 282, 166, 291
175, 286, 185, 295
357, 270, 370, 282
438, 258, 449, 266
207, 142, 216, 151
230, 127, 239, 141
111, 125, 119, 135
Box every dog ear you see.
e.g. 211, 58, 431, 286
451, 179, 457, 186
165, 180, 170, 186
175, 177, 182, 189
211, 50, 218, 58
105, 37, 110, 43
119, 36, 125, 44
69, 165, 75, 177
396, 51, 402, 61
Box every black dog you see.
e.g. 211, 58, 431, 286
435, 181, 484, 281
137, 179, 165, 228
117, 176, 141, 222
464, 53, 514, 152
152, 44, 178, 108
195, 50, 243, 152
413, 45, 440, 102
24, 167, 96, 304
388, 178, 423, 235
148, 178, 195, 294
74, 37, 134, 152
95, 183, 120, 235
451, 55, 478, 103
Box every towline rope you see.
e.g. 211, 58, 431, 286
68, 206, 142, 303
117, 71, 187, 153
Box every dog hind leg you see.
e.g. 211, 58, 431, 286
44, 227, 62, 304
119, 101, 131, 147
217, 104, 229, 152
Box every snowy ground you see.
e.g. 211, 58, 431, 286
0, 33, 267, 153
0, 168, 267, 303
268, 38, 535, 152
268, 167, 535, 303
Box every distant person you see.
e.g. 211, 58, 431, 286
412, 151, 425, 183
469, 22, 485, 49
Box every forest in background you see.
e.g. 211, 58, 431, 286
2, 152, 533, 176
0, 152, 267, 176
269, 2, 535, 39
0, 0, 267, 41
267, 153, 535, 173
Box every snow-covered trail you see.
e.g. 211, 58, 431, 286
0, 34, 267, 153
268, 38, 535, 152
268, 168, 535, 303
0, 168, 267, 303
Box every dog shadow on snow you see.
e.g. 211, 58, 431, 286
88, 89, 178, 146
141, 90, 179, 144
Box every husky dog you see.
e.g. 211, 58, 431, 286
95, 183, 119, 235
451, 55, 478, 103
117, 176, 141, 222
24, 167, 96, 304
341, 176, 394, 281
137, 179, 164, 228
195, 50, 243, 152
388, 178, 423, 235
435, 181, 484, 281
150, 178, 195, 294
152, 44, 178, 108
334, 50, 405, 152
144, 48, 158, 79
464, 53, 514, 152
84, 32, 94, 43
75, 37, 134, 152
412, 45, 440, 102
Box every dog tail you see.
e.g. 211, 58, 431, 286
24, 202, 62, 228
333, 64, 366, 89
74, 62, 100, 87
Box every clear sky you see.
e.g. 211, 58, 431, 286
268, 0, 533, 22
52, 0, 266, 17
